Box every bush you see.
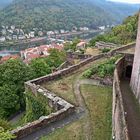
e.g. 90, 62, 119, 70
101, 48, 111, 53
23, 92, 52, 123
82, 55, 122, 78
0, 119, 11, 131
83, 69, 93, 78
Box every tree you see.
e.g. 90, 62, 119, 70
30, 58, 51, 78
0, 59, 33, 119
47, 49, 66, 68
0, 85, 19, 118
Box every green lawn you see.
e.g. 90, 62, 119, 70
41, 85, 112, 140
81, 85, 112, 140
41, 58, 106, 105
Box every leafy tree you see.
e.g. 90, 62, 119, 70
0, 85, 19, 118
0, 59, 33, 118
30, 58, 51, 78
46, 48, 66, 68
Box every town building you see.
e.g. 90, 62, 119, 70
0, 54, 20, 63
76, 41, 86, 50
20, 43, 64, 64
0, 36, 6, 42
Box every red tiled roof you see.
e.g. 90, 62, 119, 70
0, 55, 20, 63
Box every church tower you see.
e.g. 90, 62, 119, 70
130, 12, 140, 104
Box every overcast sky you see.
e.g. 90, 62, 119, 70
108, 0, 140, 4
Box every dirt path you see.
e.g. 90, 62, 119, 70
74, 78, 92, 140
73, 78, 105, 140
120, 80, 140, 140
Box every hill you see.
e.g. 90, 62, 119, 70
89, 13, 138, 46
0, 0, 139, 31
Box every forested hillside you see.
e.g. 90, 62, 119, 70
89, 13, 138, 46
0, 0, 138, 31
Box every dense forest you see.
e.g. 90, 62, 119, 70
0, 0, 138, 31
89, 13, 138, 46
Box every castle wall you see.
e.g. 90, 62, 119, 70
112, 57, 129, 140
131, 13, 140, 104
11, 43, 134, 139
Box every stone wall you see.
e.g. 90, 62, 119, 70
95, 41, 118, 49
11, 84, 75, 139
11, 43, 135, 139
110, 42, 135, 56
131, 13, 140, 104
27, 54, 105, 85
67, 52, 92, 60
11, 53, 105, 139
112, 57, 129, 140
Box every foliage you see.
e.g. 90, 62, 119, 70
46, 49, 66, 68
64, 38, 80, 52
0, 49, 66, 120
0, 127, 15, 140
0, 0, 138, 31
0, 119, 11, 131
83, 55, 121, 78
23, 92, 52, 123
0, 59, 33, 118
89, 13, 138, 46
30, 58, 51, 78
101, 48, 111, 53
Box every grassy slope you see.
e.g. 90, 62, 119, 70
41, 85, 112, 140
42, 58, 106, 105
41, 57, 112, 140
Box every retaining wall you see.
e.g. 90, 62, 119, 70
67, 52, 92, 59
110, 42, 135, 56
11, 43, 134, 139
112, 57, 129, 140
11, 53, 105, 139
11, 85, 75, 139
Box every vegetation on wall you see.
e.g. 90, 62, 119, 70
23, 92, 52, 123
89, 13, 138, 46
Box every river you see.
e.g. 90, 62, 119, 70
0, 31, 102, 57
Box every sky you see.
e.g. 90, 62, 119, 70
108, 0, 140, 4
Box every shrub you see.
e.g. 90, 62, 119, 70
82, 55, 122, 78
83, 69, 93, 78
101, 48, 111, 53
